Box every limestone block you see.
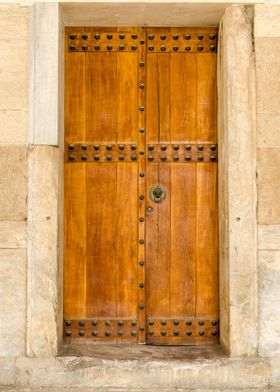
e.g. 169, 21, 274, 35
257, 113, 280, 148
27, 146, 60, 357
258, 251, 280, 356
258, 224, 280, 250
270, 356, 280, 386
255, 38, 280, 114
0, 147, 27, 220
255, 4, 280, 38
0, 249, 26, 357
257, 148, 280, 224
0, 110, 27, 145
0, 4, 29, 42
0, 358, 15, 386
0, 221, 26, 249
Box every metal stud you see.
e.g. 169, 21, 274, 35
105, 331, 111, 336
82, 34, 88, 40
161, 320, 167, 326
186, 331, 192, 336
161, 156, 167, 161
107, 45, 113, 51
161, 145, 167, 151
199, 320, 205, 326
198, 156, 204, 161
197, 34, 203, 40
173, 144, 179, 150
140, 40, 145, 45
139, 283, 144, 288
197, 46, 203, 51
118, 330, 124, 336
119, 34, 125, 39
139, 195, 144, 200
68, 156, 75, 161
139, 260, 145, 266
198, 145, 204, 151
173, 156, 179, 161
174, 320, 179, 326
148, 145, 154, 151
131, 320, 137, 326
139, 304, 145, 310
131, 145, 137, 150
69, 45, 76, 51
210, 145, 217, 151
147, 206, 153, 213
131, 154, 137, 161
173, 34, 179, 40
184, 34, 191, 40
186, 321, 192, 326
148, 34, 154, 40
105, 320, 111, 326
211, 320, 218, 326
148, 156, 154, 161
79, 320, 85, 327
106, 145, 112, 150
140, 150, 145, 155
210, 45, 216, 52
92, 320, 98, 326
149, 320, 154, 326
173, 46, 179, 51
199, 330, 205, 336
82, 45, 88, 51
106, 155, 112, 161
79, 331, 85, 336
185, 155, 191, 161
139, 127, 145, 133
140, 61, 145, 67
210, 156, 216, 162
140, 325, 145, 331
118, 320, 124, 326
185, 144, 192, 150
185, 46, 191, 51
119, 144, 125, 150
119, 45, 125, 51
92, 330, 98, 336
209, 34, 216, 40
161, 46, 166, 51
131, 33, 138, 39
81, 154, 87, 161
139, 217, 144, 222
69, 34, 76, 40
212, 330, 218, 336
139, 239, 145, 244
65, 331, 71, 337
81, 144, 87, 150
161, 331, 167, 336
94, 45, 100, 51
131, 45, 137, 51
139, 106, 145, 112
173, 330, 179, 336
107, 34, 113, 40
119, 155, 125, 161
140, 172, 145, 177
65, 320, 72, 326
68, 144, 75, 150
94, 34, 100, 40
94, 144, 100, 150
160, 34, 166, 40
148, 330, 154, 335
94, 155, 99, 161
148, 46, 154, 51
139, 82, 145, 89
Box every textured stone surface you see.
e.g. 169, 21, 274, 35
218, 5, 257, 356
0, 250, 26, 356
257, 149, 280, 224
257, 113, 280, 148
270, 356, 280, 386
258, 251, 280, 356
0, 147, 27, 220
255, 3, 280, 37
0, 358, 15, 386
27, 146, 60, 357
0, 111, 27, 146
258, 225, 280, 250
0, 222, 26, 249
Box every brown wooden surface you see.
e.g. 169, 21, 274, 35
64, 27, 218, 345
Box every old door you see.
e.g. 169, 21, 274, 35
64, 27, 219, 345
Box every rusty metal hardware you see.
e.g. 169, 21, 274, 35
150, 185, 166, 203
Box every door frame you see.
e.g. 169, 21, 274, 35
27, 2, 257, 357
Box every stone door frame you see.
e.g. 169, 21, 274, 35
27, 1, 258, 357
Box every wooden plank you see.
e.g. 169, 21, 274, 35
197, 53, 217, 143
158, 53, 171, 142
86, 163, 117, 318
170, 53, 197, 142
116, 163, 138, 318
170, 164, 196, 317
86, 52, 117, 142
117, 53, 138, 142
64, 163, 87, 319
196, 163, 219, 318
146, 54, 159, 143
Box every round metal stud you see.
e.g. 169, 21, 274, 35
185, 155, 191, 161
211, 320, 218, 326
119, 45, 125, 50
148, 34, 154, 40
186, 331, 192, 336
139, 217, 144, 222
119, 155, 125, 161
147, 206, 153, 212
160, 46, 166, 52
107, 34, 113, 40
140, 325, 145, 331
173, 144, 179, 150
94, 45, 100, 51
92, 330, 98, 336
94, 34, 100, 40
149, 320, 154, 326
139, 127, 145, 133
118, 320, 124, 326
148, 330, 154, 335
131, 154, 137, 161
82, 34, 88, 40
82, 45, 88, 51
173, 156, 179, 161
81, 154, 87, 161
106, 145, 112, 150
197, 46, 203, 51
198, 145, 204, 151
105, 320, 111, 326
148, 145, 154, 151
81, 144, 87, 150
131, 33, 138, 39
119, 34, 125, 39
173, 34, 179, 40
173, 330, 179, 336
131, 145, 137, 150
140, 61, 145, 67
79, 331, 85, 336
173, 46, 179, 51
140, 150, 145, 155
161, 320, 167, 326
131, 320, 137, 326
209, 34, 216, 40
161, 156, 167, 161
107, 45, 113, 51
199, 320, 205, 326
68, 156, 75, 161
139, 83, 145, 89
105, 331, 111, 336
210, 145, 217, 151
210, 45, 216, 52
140, 172, 145, 177
79, 320, 85, 327
184, 34, 191, 40
140, 40, 145, 45
197, 34, 203, 40
139, 260, 145, 266
161, 145, 167, 151
160, 34, 166, 40
148, 46, 154, 51
139, 304, 145, 310
198, 156, 204, 161
139, 106, 145, 112
210, 156, 216, 162
106, 155, 112, 161
199, 330, 205, 336
139, 195, 144, 200
148, 156, 154, 161
174, 320, 179, 326
65, 320, 72, 326
185, 144, 191, 150
92, 320, 98, 326
161, 331, 167, 336
211, 330, 218, 336
68, 144, 75, 150
94, 144, 100, 150
65, 331, 71, 337
94, 155, 99, 161
69, 45, 76, 51
185, 46, 191, 51
118, 330, 124, 336
139, 239, 145, 244
186, 321, 192, 326
139, 283, 144, 288
69, 34, 76, 40
119, 144, 125, 150
131, 45, 137, 51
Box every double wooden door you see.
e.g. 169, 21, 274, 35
64, 27, 219, 345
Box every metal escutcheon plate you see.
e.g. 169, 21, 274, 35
150, 185, 166, 203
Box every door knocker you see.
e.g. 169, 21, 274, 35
150, 185, 166, 203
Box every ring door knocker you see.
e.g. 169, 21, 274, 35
150, 185, 166, 203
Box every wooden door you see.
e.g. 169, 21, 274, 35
64, 27, 219, 345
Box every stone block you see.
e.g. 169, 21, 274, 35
258, 251, 280, 356
270, 356, 280, 386
257, 149, 280, 224
255, 38, 280, 114
0, 4, 29, 42
0, 221, 26, 249
0, 249, 26, 357
255, 4, 280, 38
0, 110, 27, 145
258, 225, 280, 250
0, 358, 15, 386
0, 147, 27, 220
257, 113, 280, 148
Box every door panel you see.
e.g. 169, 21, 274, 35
64, 27, 219, 345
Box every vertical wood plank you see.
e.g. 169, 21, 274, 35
197, 54, 217, 143
116, 163, 138, 317
170, 164, 196, 317
86, 163, 117, 318
86, 52, 117, 142
158, 54, 171, 142
196, 163, 219, 317
146, 54, 159, 143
